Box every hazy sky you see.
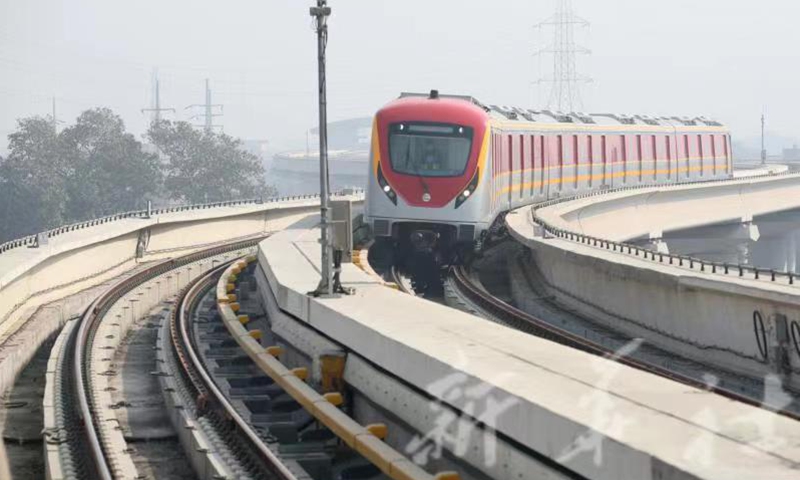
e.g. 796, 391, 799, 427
1, 0, 798, 153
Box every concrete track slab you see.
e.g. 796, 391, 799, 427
259, 213, 800, 480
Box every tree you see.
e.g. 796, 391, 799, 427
147, 121, 274, 204
0, 116, 66, 241
59, 108, 161, 219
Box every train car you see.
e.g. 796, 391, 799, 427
365, 91, 732, 286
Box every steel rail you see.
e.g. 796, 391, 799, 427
448, 265, 800, 422
389, 265, 411, 294
172, 262, 300, 480
216, 260, 453, 480
71, 238, 263, 479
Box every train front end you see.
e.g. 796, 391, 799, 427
365, 92, 492, 287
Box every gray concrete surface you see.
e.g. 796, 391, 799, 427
507, 175, 800, 392
258, 213, 800, 480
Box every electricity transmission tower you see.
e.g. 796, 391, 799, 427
50, 97, 63, 134
141, 69, 175, 124
186, 79, 223, 132
534, 0, 592, 112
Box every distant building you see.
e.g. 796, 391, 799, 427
309, 117, 371, 151
783, 144, 800, 162
269, 117, 371, 196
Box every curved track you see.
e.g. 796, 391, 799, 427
54, 240, 262, 479
447, 264, 800, 421
169, 261, 299, 480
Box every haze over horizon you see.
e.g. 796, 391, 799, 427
1, 0, 798, 155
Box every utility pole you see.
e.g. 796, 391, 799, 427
310, 0, 333, 296
761, 113, 767, 165
534, 0, 592, 112
186, 79, 223, 132
141, 69, 175, 124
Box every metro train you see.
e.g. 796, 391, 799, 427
364, 91, 733, 290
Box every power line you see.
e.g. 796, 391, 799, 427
534, 0, 592, 112
186, 78, 223, 132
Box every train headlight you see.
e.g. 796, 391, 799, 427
455, 168, 480, 209
377, 164, 397, 205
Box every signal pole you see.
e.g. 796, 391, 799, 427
141, 70, 175, 124
187, 79, 224, 132
310, 0, 333, 296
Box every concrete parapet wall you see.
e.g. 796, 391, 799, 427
0, 198, 359, 342
538, 173, 800, 242
507, 208, 800, 391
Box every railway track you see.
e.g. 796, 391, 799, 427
45, 240, 261, 479
446, 264, 800, 421
163, 257, 302, 479
41, 236, 458, 480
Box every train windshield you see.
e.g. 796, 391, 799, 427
388, 123, 473, 177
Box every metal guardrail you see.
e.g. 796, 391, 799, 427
0, 189, 364, 256
528, 171, 800, 286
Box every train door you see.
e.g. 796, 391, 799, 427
697, 135, 705, 177
610, 147, 618, 189
665, 135, 672, 181
557, 135, 564, 195
530, 134, 539, 199
650, 135, 660, 183
587, 135, 594, 189
519, 134, 526, 203
724, 135, 731, 175
507, 134, 513, 208
491, 133, 497, 213
544, 135, 552, 200
601, 135, 608, 188
711, 134, 718, 177
683, 135, 691, 179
